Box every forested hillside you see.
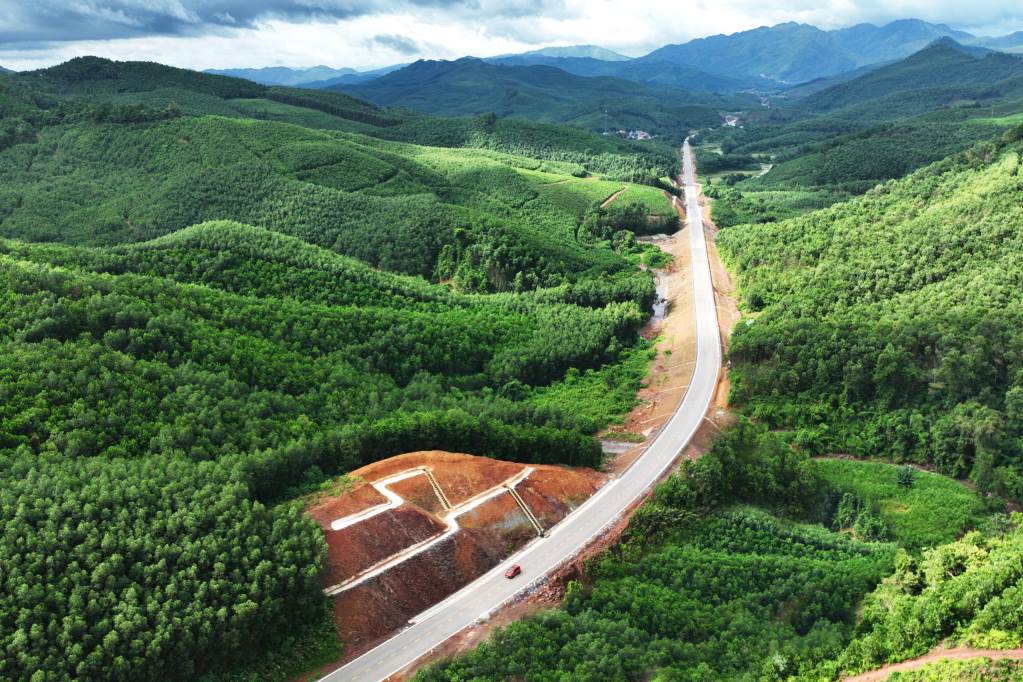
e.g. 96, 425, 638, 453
337, 57, 747, 135
0, 58, 682, 679
694, 39, 1023, 230
1, 57, 676, 178
418, 421, 1016, 681
0, 59, 677, 292
719, 126, 1023, 499
797, 40, 1023, 120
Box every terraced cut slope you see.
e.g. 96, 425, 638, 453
305, 451, 603, 655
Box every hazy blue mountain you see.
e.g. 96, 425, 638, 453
299, 64, 406, 89
974, 31, 1023, 53
639, 19, 976, 84
798, 39, 1023, 119
0, 66, 12, 74
205, 65, 360, 86
830, 19, 974, 64
511, 45, 630, 61
781, 62, 891, 99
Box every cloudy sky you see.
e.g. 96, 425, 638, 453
1, 0, 1022, 71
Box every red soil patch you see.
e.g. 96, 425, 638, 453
517, 467, 603, 527
388, 475, 445, 515
350, 451, 525, 506
307, 451, 604, 667
457, 491, 528, 531
322, 506, 445, 585
333, 531, 505, 651
306, 483, 386, 526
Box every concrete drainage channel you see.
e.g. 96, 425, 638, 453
323, 466, 542, 596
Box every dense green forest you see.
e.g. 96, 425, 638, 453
336, 57, 749, 137
719, 126, 1023, 500
0, 59, 683, 679
418, 422, 1018, 681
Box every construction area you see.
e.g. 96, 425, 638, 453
305, 451, 604, 657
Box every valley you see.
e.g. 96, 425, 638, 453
3, 11, 1023, 682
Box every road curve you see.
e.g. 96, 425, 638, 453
320, 139, 721, 682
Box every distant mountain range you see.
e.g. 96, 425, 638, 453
640, 19, 981, 84
334, 56, 750, 133
205, 64, 403, 87
496, 45, 630, 61
485, 54, 771, 92
208, 21, 1023, 101
0, 66, 13, 74
975, 31, 1023, 52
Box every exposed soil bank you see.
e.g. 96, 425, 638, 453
306, 451, 603, 666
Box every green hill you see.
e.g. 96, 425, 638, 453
799, 40, 1023, 119
337, 57, 743, 134
0, 56, 686, 679
720, 125, 1023, 499
4, 56, 676, 174
487, 54, 770, 93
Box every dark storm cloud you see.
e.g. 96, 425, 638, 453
0, 0, 560, 45
368, 33, 422, 55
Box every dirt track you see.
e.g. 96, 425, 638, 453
843, 647, 1023, 681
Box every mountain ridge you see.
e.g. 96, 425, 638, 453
333, 56, 746, 133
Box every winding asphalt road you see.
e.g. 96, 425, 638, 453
320, 139, 721, 682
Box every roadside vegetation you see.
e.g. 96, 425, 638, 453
417, 423, 1015, 682
720, 126, 1023, 501
0, 59, 680, 679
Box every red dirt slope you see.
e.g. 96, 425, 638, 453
306, 450, 603, 660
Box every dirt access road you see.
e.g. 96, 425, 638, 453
844, 647, 1023, 681
317, 139, 724, 682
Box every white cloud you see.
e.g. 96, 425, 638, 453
0, 0, 1020, 71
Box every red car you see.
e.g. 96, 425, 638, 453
504, 564, 522, 579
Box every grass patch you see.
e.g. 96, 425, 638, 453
614, 183, 676, 218
528, 341, 656, 433
816, 459, 988, 549
969, 111, 1023, 126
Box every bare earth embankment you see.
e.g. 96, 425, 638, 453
305, 451, 603, 663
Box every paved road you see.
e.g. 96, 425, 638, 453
321, 139, 721, 682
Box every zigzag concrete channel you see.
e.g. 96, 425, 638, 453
322, 466, 537, 596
